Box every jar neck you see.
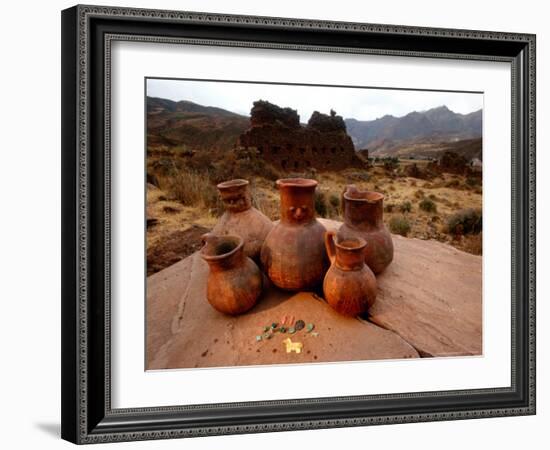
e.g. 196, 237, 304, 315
217, 180, 252, 213
344, 198, 384, 230
207, 250, 244, 271
201, 234, 245, 271
335, 246, 366, 271
279, 186, 316, 224
220, 191, 252, 213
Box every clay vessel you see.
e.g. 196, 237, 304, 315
200, 233, 262, 315
323, 231, 377, 316
338, 184, 393, 274
260, 178, 327, 290
212, 179, 274, 261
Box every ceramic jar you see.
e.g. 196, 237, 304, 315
260, 178, 327, 290
323, 231, 377, 316
338, 184, 393, 274
212, 179, 274, 261
200, 233, 262, 315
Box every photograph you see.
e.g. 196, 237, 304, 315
145, 78, 484, 370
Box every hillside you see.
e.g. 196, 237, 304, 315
147, 97, 249, 152
345, 106, 482, 155
381, 137, 482, 161
147, 98, 482, 161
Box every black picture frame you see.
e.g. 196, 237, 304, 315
61, 4, 536, 444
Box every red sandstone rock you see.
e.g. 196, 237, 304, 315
147, 255, 418, 369
146, 219, 482, 369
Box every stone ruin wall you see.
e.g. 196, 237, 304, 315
236, 101, 364, 172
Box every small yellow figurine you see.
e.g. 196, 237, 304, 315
282, 338, 303, 354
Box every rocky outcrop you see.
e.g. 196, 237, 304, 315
307, 109, 347, 133
237, 100, 363, 172
249, 100, 300, 129
146, 219, 482, 369
369, 234, 482, 357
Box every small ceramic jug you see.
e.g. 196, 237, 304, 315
260, 178, 327, 290
200, 233, 262, 315
212, 179, 274, 261
338, 184, 394, 274
323, 230, 377, 316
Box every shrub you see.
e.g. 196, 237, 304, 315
205, 147, 283, 184
419, 198, 437, 213
399, 201, 412, 213
383, 156, 399, 172
404, 163, 422, 179
462, 233, 483, 255
444, 178, 461, 188
446, 208, 482, 235
466, 176, 481, 187
329, 194, 340, 209
251, 188, 279, 220
326, 193, 341, 219
208, 156, 236, 184
389, 215, 411, 236
438, 151, 470, 174
314, 191, 328, 217
303, 168, 319, 181
147, 171, 160, 188
346, 171, 369, 182
186, 151, 216, 173
161, 168, 223, 214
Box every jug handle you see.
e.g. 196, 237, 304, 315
324, 230, 337, 265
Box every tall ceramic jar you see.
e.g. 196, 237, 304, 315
212, 179, 274, 261
323, 231, 377, 316
200, 233, 262, 315
338, 184, 393, 274
261, 178, 327, 290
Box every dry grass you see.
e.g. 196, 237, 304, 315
147, 184, 218, 250
461, 233, 483, 255
158, 168, 223, 214
147, 163, 483, 257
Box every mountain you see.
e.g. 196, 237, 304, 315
378, 137, 482, 161
147, 97, 249, 152
345, 105, 482, 155
147, 97, 482, 160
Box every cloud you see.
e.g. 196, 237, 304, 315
147, 78, 482, 121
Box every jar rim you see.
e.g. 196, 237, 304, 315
217, 179, 249, 190
276, 177, 318, 188
343, 188, 384, 203
335, 236, 367, 251
200, 234, 243, 261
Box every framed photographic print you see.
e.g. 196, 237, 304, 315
61, 4, 536, 444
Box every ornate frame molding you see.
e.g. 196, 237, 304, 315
62, 5, 536, 444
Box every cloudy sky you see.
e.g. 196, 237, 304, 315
147, 78, 483, 121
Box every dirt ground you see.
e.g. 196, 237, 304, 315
146, 164, 482, 275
